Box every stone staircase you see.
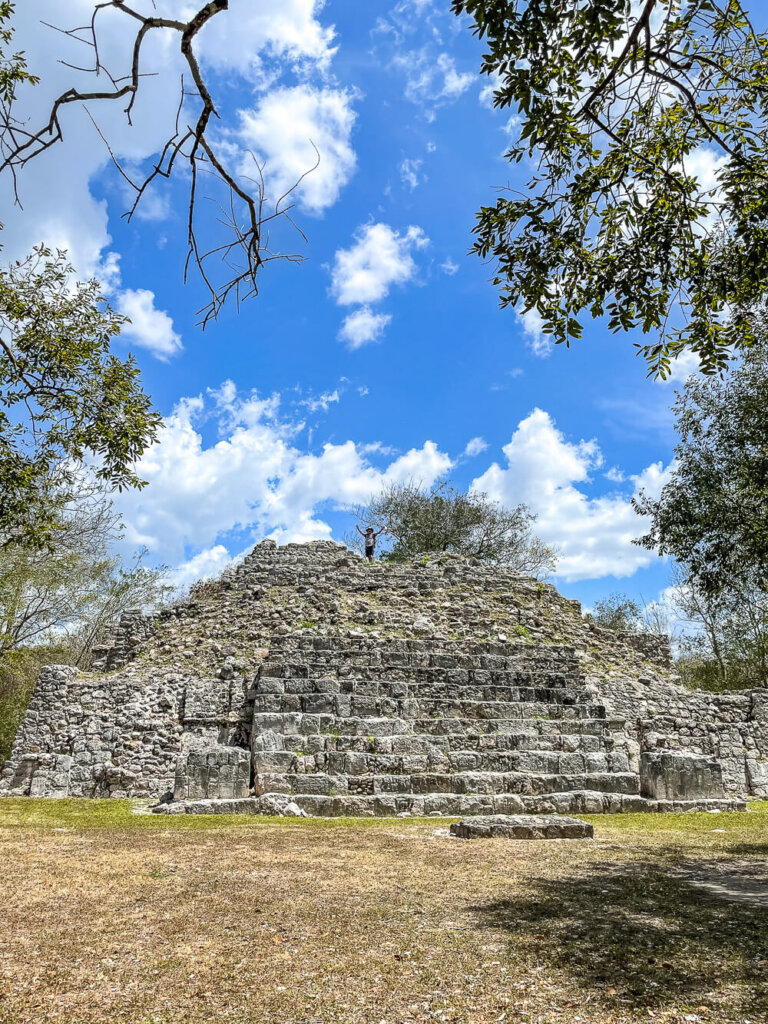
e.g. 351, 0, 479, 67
237, 635, 736, 816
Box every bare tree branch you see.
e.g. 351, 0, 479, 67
0, 1, 314, 326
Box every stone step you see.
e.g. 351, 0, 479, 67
251, 711, 619, 739
260, 656, 580, 679
253, 770, 641, 798
255, 678, 584, 704
247, 791, 746, 818
251, 748, 631, 776
250, 693, 605, 720
267, 729, 615, 756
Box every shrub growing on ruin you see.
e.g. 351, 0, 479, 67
352, 480, 557, 577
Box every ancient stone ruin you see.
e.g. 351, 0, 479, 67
2, 540, 766, 816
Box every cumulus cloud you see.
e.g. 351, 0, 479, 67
331, 223, 429, 305
338, 307, 392, 349
440, 258, 459, 275
113, 383, 453, 571
238, 85, 358, 214
197, 0, 337, 75
471, 409, 670, 582
2, 0, 349, 335
170, 545, 234, 593
658, 348, 702, 384
114, 392, 671, 589
116, 289, 183, 360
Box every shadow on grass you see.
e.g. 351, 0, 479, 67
471, 859, 768, 1015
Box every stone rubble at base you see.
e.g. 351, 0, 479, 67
0, 540, 763, 816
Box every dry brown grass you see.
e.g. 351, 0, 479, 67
1, 800, 768, 1024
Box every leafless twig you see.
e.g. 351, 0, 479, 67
0, 1, 315, 326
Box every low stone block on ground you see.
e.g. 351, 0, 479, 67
450, 814, 594, 840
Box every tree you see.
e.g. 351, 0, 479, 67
0, 247, 162, 548
0, 1, 309, 325
0, 483, 170, 664
0, 1, 37, 113
585, 593, 643, 633
352, 479, 557, 576
666, 565, 768, 689
633, 342, 768, 596
452, 0, 768, 377
0, 482, 170, 761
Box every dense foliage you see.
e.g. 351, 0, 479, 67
453, 0, 768, 376
634, 343, 768, 596
0, 248, 162, 547
353, 480, 557, 576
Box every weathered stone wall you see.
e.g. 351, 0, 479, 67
597, 674, 768, 797
90, 609, 156, 671
0, 664, 187, 799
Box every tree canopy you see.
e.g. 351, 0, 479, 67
634, 342, 768, 595
453, 0, 768, 376
353, 479, 557, 577
585, 593, 643, 633
0, 248, 161, 548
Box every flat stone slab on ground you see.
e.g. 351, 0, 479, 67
450, 814, 593, 840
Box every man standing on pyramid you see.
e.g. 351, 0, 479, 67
357, 524, 384, 562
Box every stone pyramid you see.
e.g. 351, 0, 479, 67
3, 540, 765, 815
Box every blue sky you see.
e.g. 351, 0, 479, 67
4, 0, 699, 607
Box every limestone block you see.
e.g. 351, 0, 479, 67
450, 814, 593, 840
746, 758, 768, 797
174, 746, 250, 801
640, 751, 724, 801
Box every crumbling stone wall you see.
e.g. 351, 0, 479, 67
0, 663, 187, 799
597, 674, 768, 797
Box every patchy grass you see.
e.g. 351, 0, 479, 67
1, 800, 767, 1024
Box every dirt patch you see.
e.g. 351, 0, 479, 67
1, 800, 768, 1024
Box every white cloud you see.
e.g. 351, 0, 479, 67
1, 0, 347, 326
658, 348, 702, 384
464, 437, 488, 457
395, 50, 474, 106
440, 258, 459, 275
680, 147, 728, 205
479, 82, 497, 109
197, 0, 337, 75
399, 157, 424, 190
116, 289, 183, 360
239, 85, 357, 214
115, 392, 671, 589
339, 307, 392, 349
472, 409, 670, 582
331, 223, 429, 305
300, 389, 341, 413
171, 545, 234, 593
113, 385, 453, 573
517, 306, 552, 357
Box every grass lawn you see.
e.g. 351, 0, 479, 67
1, 799, 767, 1024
